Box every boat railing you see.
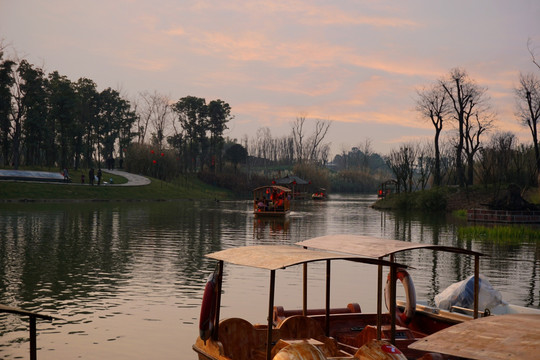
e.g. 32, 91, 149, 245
0, 304, 55, 360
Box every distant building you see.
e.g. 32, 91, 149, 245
273, 175, 310, 199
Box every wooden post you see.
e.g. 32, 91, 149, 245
303, 263, 308, 316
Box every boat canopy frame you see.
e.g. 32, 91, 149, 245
296, 234, 486, 343
205, 245, 410, 360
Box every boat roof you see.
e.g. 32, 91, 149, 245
409, 314, 540, 359
296, 234, 485, 258
253, 185, 291, 193
205, 245, 409, 271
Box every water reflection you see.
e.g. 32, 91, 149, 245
0, 196, 538, 359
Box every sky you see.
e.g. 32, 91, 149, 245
1, 0, 540, 156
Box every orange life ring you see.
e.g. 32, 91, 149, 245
199, 272, 217, 342
384, 269, 416, 325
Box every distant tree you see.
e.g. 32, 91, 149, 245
291, 116, 332, 164
225, 143, 247, 173
386, 143, 418, 193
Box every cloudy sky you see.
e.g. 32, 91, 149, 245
1, 0, 539, 155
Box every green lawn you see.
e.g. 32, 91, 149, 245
0, 172, 231, 201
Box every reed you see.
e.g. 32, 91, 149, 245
458, 224, 540, 242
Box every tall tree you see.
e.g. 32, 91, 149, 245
97, 88, 133, 166
48, 71, 76, 169
0, 51, 15, 166
73, 78, 99, 168
172, 96, 208, 171
515, 72, 540, 183
19, 60, 48, 166
207, 99, 232, 171
441, 68, 491, 186
415, 83, 449, 186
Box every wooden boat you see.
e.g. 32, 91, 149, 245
192, 244, 416, 360
311, 188, 327, 200
409, 313, 540, 359
253, 186, 291, 217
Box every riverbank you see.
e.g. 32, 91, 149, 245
0, 170, 231, 202
372, 185, 540, 212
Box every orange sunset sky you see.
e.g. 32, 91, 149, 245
1, 0, 539, 156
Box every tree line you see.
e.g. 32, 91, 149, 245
0, 49, 233, 176
387, 55, 540, 193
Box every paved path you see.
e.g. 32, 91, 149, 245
104, 169, 151, 186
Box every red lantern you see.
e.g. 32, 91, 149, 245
272, 180, 276, 184
161, 152, 164, 157
153, 160, 157, 164
151, 150, 155, 154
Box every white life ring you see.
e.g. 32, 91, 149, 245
384, 269, 416, 325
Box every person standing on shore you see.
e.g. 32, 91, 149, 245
97, 168, 102, 185
89, 168, 94, 186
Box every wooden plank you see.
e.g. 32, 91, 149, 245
409, 314, 540, 359
206, 245, 409, 271
297, 234, 485, 258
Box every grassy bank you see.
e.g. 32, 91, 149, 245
0, 173, 232, 202
373, 185, 539, 213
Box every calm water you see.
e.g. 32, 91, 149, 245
0, 194, 538, 359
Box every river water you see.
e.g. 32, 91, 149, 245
0, 194, 538, 359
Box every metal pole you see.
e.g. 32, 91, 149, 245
30, 316, 37, 360
325, 260, 331, 337
266, 270, 276, 360
377, 260, 383, 340
212, 261, 224, 341
390, 256, 396, 345
474, 255, 479, 319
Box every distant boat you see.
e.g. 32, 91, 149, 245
311, 188, 327, 200
253, 185, 291, 217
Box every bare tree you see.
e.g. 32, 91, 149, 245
416, 141, 434, 190
441, 68, 491, 186
528, 38, 540, 71
360, 138, 373, 171
386, 143, 418, 192
415, 83, 450, 186
291, 116, 306, 162
292, 116, 332, 164
515, 72, 540, 183
306, 119, 331, 163
148, 93, 172, 150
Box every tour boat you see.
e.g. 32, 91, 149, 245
253, 186, 291, 217
192, 244, 416, 360
193, 236, 540, 360
311, 188, 327, 200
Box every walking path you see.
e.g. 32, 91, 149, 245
0, 169, 151, 187
101, 169, 151, 186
